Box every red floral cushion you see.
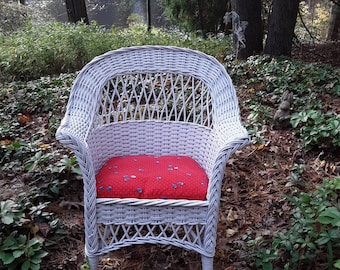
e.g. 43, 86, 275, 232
96, 155, 208, 200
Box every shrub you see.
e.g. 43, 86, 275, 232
254, 178, 340, 270
0, 21, 230, 82
0, 200, 48, 270
225, 55, 339, 147
291, 110, 340, 151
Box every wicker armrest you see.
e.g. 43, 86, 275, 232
213, 121, 250, 154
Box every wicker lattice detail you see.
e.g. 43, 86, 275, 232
97, 223, 207, 254
96, 73, 212, 127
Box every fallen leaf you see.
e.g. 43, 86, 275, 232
257, 82, 265, 91
101, 258, 121, 268
227, 158, 237, 165
18, 113, 31, 124
30, 224, 40, 234
247, 88, 255, 94
269, 145, 279, 153
257, 144, 265, 150
38, 142, 51, 150
59, 200, 83, 210
226, 228, 238, 237
37, 222, 52, 237
325, 82, 334, 89
226, 209, 239, 223
0, 139, 12, 146
329, 163, 337, 174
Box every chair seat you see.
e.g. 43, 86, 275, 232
96, 155, 209, 200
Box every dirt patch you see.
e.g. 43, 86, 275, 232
292, 41, 340, 67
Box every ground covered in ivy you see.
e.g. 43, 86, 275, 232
1, 41, 339, 270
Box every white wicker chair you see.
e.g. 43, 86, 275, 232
56, 45, 249, 270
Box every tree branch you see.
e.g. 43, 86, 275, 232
329, 0, 340, 7
298, 6, 316, 43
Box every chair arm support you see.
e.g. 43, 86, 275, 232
205, 123, 250, 201
212, 121, 250, 157
56, 126, 97, 202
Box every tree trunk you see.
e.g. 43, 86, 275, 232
146, 0, 151, 32
264, 0, 299, 57
65, 0, 89, 24
231, 0, 263, 59
197, 0, 205, 34
327, 3, 340, 41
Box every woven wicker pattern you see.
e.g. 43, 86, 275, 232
56, 45, 249, 270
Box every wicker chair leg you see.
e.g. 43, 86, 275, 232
201, 255, 213, 270
87, 255, 99, 270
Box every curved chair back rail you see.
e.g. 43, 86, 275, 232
56, 45, 249, 270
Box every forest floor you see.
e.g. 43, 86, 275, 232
2, 41, 339, 270
292, 41, 340, 67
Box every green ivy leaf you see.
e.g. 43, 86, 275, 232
34, 251, 48, 263
0, 200, 15, 224
21, 260, 30, 270
71, 166, 82, 175
1, 214, 14, 225
329, 227, 340, 240
17, 235, 27, 245
333, 178, 340, 190
263, 262, 273, 270
13, 249, 25, 259
307, 242, 316, 249
28, 238, 40, 247
334, 259, 340, 269
0, 252, 16, 264
29, 262, 41, 270
318, 207, 340, 226
2, 236, 15, 248
315, 235, 330, 246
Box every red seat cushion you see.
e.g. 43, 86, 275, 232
96, 155, 208, 200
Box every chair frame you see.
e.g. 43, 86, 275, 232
56, 45, 249, 270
